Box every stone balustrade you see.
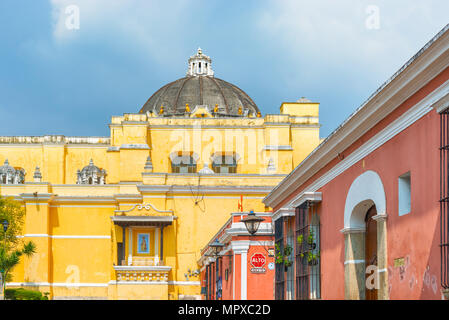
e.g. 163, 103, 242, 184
114, 266, 171, 282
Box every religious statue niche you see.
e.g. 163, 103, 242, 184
0, 159, 25, 184
137, 233, 150, 254
76, 159, 107, 185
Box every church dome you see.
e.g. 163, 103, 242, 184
139, 48, 260, 117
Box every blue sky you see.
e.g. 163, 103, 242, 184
0, 0, 448, 138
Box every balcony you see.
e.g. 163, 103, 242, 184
114, 265, 171, 283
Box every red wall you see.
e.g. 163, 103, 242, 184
246, 245, 275, 300
317, 109, 441, 299
278, 67, 449, 300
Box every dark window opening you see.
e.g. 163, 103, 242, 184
440, 109, 449, 290
171, 154, 197, 173
212, 155, 237, 174
295, 201, 321, 299
275, 217, 285, 300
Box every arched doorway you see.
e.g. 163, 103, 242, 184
342, 170, 388, 300
365, 205, 378, 300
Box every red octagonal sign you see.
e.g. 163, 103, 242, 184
250, 253, 266, 268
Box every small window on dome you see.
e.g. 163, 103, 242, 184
199, 62, 202, 73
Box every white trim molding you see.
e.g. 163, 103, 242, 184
17, 234, 111, 239
290, 191, 322, 209
344, 171, 386, 229
344, 260, 365, 265
272, 207, 295, 222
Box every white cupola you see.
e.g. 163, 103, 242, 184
186, 48, 214, 77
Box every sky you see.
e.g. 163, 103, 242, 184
0, 0, 448, 138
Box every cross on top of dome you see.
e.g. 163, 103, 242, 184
187, 47, 214, 77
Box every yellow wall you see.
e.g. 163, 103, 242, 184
0, 104, 320, 300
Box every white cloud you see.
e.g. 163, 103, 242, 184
256, 0, 449, 83
49, 0, 193, 65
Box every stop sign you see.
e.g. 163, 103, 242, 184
250, 253, 266, 268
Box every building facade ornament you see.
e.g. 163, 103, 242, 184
144, 156, 153, 173
0, 159, 25, 184
186, 47, 214, 77
76, 159, 106, 185
33, 166, 42, 182
198, 163, 214, 175
267, 157, 276, 173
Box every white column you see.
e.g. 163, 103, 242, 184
155, 227, 160, 266
231, 241, 250, 300
232, 252, 236, 300
128, 228, 133, 266
241, 250, 247, 300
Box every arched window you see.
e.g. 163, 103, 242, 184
170, 152, 198, 173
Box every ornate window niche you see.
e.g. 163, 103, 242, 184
0, 159, 25, 184
76, 159, 107, 185
211, 152, 239, 174
170, 152, 198, 174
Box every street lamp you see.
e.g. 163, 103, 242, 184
1, 219, 8, 300
207, 239, 224, 300
2, 220, 9, 233
241, 210, 264, 235
209, 239, 224, 257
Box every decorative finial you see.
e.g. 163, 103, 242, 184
198, 163, 214, 175
267, 158, 276, 173
257, 112, 261, 118
159, 105, 164, 114
144, 155, 153, 173
238, 106, 243, 115
187, 48, 214, 77
33, 166, 42, 182
185, 103, 190, 113
214, 104, 219, 113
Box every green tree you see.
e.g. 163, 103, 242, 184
0, 196, 36, 298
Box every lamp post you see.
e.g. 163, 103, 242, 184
241, 210, 264, 235
1, 219, 9, 300
209, 239, 224, 256
208, 239, 224, 300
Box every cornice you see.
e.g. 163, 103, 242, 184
52, 196, 117, 204
138, 185, 274, 195
20, 193, 54, 202
113, 194, 143, 202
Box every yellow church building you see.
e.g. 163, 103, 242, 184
0, 49, 321, 300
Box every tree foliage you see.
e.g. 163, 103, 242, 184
0, 196, 25, 249
0, 196, 36, 284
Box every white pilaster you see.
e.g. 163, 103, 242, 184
128, 228, 133, 266
231, 240, 250, 300
155, 228, 160, 266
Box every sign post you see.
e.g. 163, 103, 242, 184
250, 253, 267, 274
